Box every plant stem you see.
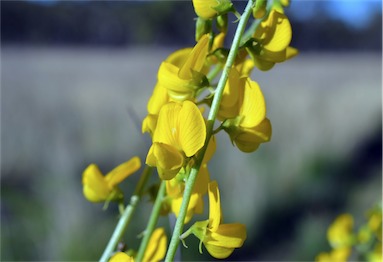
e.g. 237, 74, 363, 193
135, 181, 166, 261
164, 1, 255, 261
99, 165, 153, 262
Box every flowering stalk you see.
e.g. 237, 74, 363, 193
99, 165, 153, 262
164, 0, 255, 260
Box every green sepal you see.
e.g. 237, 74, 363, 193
216, 14, 228, 33
196, 17, 212, 42
212, 0, 235, 16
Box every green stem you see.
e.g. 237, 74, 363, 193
164, 1, 255, 261
100, 165, 153, 262
135, 181, 166, 261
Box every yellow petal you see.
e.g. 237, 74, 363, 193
205, 223, 247, 248
165, 48, 192, 67
178, 34, 209, 79
172, 193, 201, 224
178, 101, 206, 157
166, 179, 183, 198
240, 79, 266, 128
234, 118, 272, 153
153, 102, 181, 148
261, 9, 292, 52
143, 228, 167, 262
208, 181, 222, 231
142, 114, 158, 135
157, 62, 192, 98
252, 55, 275, 71
82, 164, 110, 202
109, 252, 134, 262
105, 157, 141, 187
147, 83, 169, 115
193, 0, 219, 19
147, 142, 184, 180
202, 136, 216, 164
220, 67, 242, 108
204, 244, 234, 259
286, 46, 299, 60
195, 165, 210, 195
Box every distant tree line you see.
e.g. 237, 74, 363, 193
1, 1, 382, 51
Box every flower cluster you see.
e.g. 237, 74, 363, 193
81, 0, 297, 260
316, 204, 382, 262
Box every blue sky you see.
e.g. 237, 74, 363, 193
27, 0, 382, 29
286, 0, 382, 29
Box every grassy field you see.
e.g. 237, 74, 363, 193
2, 47, 382, 261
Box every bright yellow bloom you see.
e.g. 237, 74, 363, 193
184, 181, 246, 259
315, 247, 351, 262
109, 228, 167, 262
109, 252, 134, 262
327, 214, 355, 249
221, 75, 272, 152
192, 0, 233, 19
146, 101, 206, 180
82, 157, 141, 202
250, 9, 298, 71
142, 83, 169, 135
157, 35, 209, 101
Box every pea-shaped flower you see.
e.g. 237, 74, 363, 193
82, 157, 141, 203
249, 9, 298, 71
157, 35, 209, 101
181, 181, 247, 259
221, 75, 272, 152
146, 101, 206, 180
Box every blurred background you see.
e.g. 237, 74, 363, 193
1, 0, 382, 261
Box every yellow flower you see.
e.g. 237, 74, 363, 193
82, 157, 141, 203
166, 164, 210, 224
249, 9, 298, 71
221, 76, 272, 152
157, 35, 209, 101
192, 0, 233, 19
315, 247, 351, 262
327, 214, 355, 249
142, 83, 169, 135
146, 101, 206, 180
109, 228, 167, 262
183, 181, 247, 259
109, 252, 134, 262
142, 227, 167, 262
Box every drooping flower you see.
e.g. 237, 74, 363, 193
82, 157, 141, 203
220, 73, 272, 152
182, 181, 246, 259
146, 101, 206, 180
109, 227, 167, 262
249, 9, 298, 71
